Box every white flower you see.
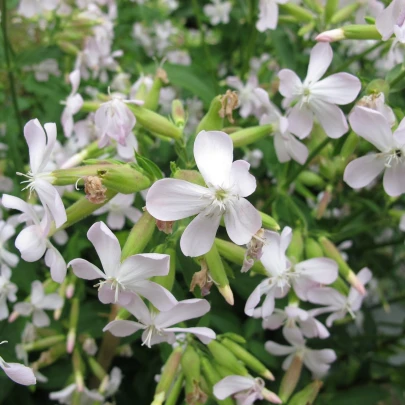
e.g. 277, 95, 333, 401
376, 0, 405, 41
256, 0, 289, 31
214, 375, 282, 404
95, 91, 143, 147
262, 305, 330, 339
278, 43, 361, 139
146, 130, 262, 257
17, 0, 60, 18
265, 328, 336, 377
0, 342, 36, 386
344, 106, 405, 196
93, 194, 142, 230
17, 119, 67, 228
357, 93, 396, 127
255, 88, 308, 165
2, 195, 67, 283
245, 227, 338, 318
26, 59, 61, 82
103, 294, 216, 348
0, 266, 18, 320
14, 281, 63, 328
0, 221, 19, 268
308, 268, 372, 326
68, 222, 176, 310
166, 50, 192, 66
61, 70, 84, 138
49, 383, 104, 404
226, 76, 262, 118
203, 0, 232, 25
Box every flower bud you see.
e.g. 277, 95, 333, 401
260, 211, 280, 231
57, 41, 80, 55
214, 238, 267, 275
205, 245, 234, 305
22, 335, 65, 352
220, 337, 274, 380
32, 342, 66, 369
279, 3, 314, 22
230, 125, 272, 148
154, 347, 183, 403
278, 354, 303, 402
316, 25, 381, 42
99, 165, 151, 194
213, 361, 235, 378
73, 348, 84, 392
67, 298, 80, 353
164, 372, 185, 405
171, 99, 186, 128
364, 80, 390, 99
305, 238, 324, 259
340, 131, 359, 160
319, 236, 365, 295
144, 68, 168, 111
297, 171, 325, 188
121, 211, 156, 260
288, 380, 323, 405
330, 3, 360, 24
324, 0, 339, 23
196, 96, 223, 133
87, 357, 107, 381
287, 228, 304, 263
207, 341, 248, 376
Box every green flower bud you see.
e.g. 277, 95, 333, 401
279, 3, 314, 22
220, 337, 274, 380
164, 372, 185, 405
316, 25, 381, 42
340, 131, 359, 160
205, 245, 233, 305
57, 41, 80, 55
289, 380, 323, 405
305, 238, 324, 259
144, 69, 168, 111
171, 99, 186, 128
330, 3, 360, 24
297, 171, 325, 188
182, 346, 207, 405
365, 79, 390, 99
324, 0, 339, 23
287, 228, 304, 263
121, 211, 156, 260
196, 96, 223, 133
221, 332, 246, 344
99, 165, 151, 194
213, 361, 235, 378
23, 335, 65, 352
87, 357, 107, 381
207, 341, 248, 376
230, 125, 272, 148
67, 298, 80, 354
260, 212, 280, 231
278, 354, 303, 402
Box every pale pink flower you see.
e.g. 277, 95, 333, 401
17, 0, 60, 18
262, 305, 330, 339
17, 119, 67, 228
308, 268, 372, 326
376, 0, 405, 41
255, 88, 308, 165
103, 294, 215, 348
146, 130, 262, 257
0, 266, 18, 321
344, 106, 405, 196
93, 194, 142, 230
278, 43, 361, 139
49, 383, 104, 404
265, 328, 336, 377
214, 375, 282, 404
245, 227, 338, 318
61, 70, 84, 138
68, 222, 176, 310
203, 0, 232, 25
14, 281, 63, 328
256, 0, 289, 31
2, 195, 67, 283
0, 341, 36, 386
0, 221, 19, 268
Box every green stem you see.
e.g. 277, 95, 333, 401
1, 0, 23, 174
285, 138, 332, 186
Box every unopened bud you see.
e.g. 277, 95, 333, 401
297, 171, 325, 188
84, 176, 107, 204
279, 3, 314, 22
171, 99, 186, 128
230, 125, 272, 148
172, 169, 206, 187
66, 283, 75, 299
219, 90, 239, 124
305, 238, 324, 259
23, 335, 65, 352
262, 388, 283, 404
287, 228, 304, 263
260, 211, 280, 231
316, 24, 381, 42
8, 310, 19, 323
73, 349, 84, 392
82, 337, 98, 356
196, 96, 224, 133
340, 131, 359, 160
99, 165, 151, 194
279, 354, 303, 402
289, 380, 323, 405
67, 298, 80, 353
57, 41, 80, 55
316, 186, 332, 219
207, 341, 248, 376
156, 219, 174, 234
330, 3, 360, 24
164, 372, 185, 405
316, 28, 345, 42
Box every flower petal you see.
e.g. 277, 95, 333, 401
68, 258, 105, 280
45, 246, 67, 283
180, 210, 221, 257
305, 43, 333, 85
132, 280, 177, 311
376, 0, 403, 40
214, 376, 256, 399
15, 225, 47, 262
103, 320, 144, 337
24, 119, 46, 174
344, 154, 385, 189
287, 103, 314, 139
0, 361, 36, 385
194, 130, 233, 187
146, 178, 209, 221
265, 341, 295, 356
33, 309, 50, 327
229, 160, 257, 197
311, 99, 348, 139
165, 326, 216, 344
383, 163, 405, 196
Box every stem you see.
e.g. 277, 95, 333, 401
1, 0, 23, 173
285, 137, 332, 185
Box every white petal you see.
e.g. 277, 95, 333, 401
38, 293, 63, 310
40, 123, 57, 173
344, 154, 385, 189
303, 348, 336, 377
245, 281, 268, 316
214, 376, 255, 399
305, 43, 333, 85
224, 198, 262, 245
15, 225, 47, 262
262, 311, 287, 330
265, 340, 295, 356
33, 309, 50, 327
260, 228, 291, 275
287, 103, 314, 139
0, 362, 36, 385
45, 246, 67, 283
180, 210, 221, 257
376, 0, 403, 40
132, 281, 177, 311
49, 384, 76, 401
146, 179, 209, 221
24, 119, 46, 174
14, 302, 33, 316
1, 195, 39, 224
194, 130, 233, 187
295, 258, 338, 284
68, 258, 105, 280
69, 69, 81, 95
256, 0, 279, 31
284, 132, 309, 164
274, 133, 291, 163
124, 293, 152, 325
156, 298, 210, 329
87, 222, 121, 278
278, 69, 302, 98
307, 287, 345, 308
165, 327, 216, 344
229, 160, 257, 197
349, 106, 394, 152
311, 73, 361, 105
30, 280, 44, 305
383, 163, 405, 196
124, 207, 142, 224
107, 211, 125, 230
283, 326, 306, 346
349, 267, 372, 311
311, 100, 348, 139
103, 320, 144, 337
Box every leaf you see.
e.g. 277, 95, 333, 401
134, 151, 163, 181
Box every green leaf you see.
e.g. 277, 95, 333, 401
134, 151, 163, 181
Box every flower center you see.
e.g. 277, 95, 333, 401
16, 171, 55, 197
384, 148, 405, 168
95, 278, 125, 303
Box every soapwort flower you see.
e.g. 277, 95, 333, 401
376, 0, 405, 41
103, 294, 216, 348
146, 130, 262, 257
68, 222, 176, 310
256, 0, 288, 32
0, 266, 18, 320
0, 221, 19, 269
278, 43, 361, 139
